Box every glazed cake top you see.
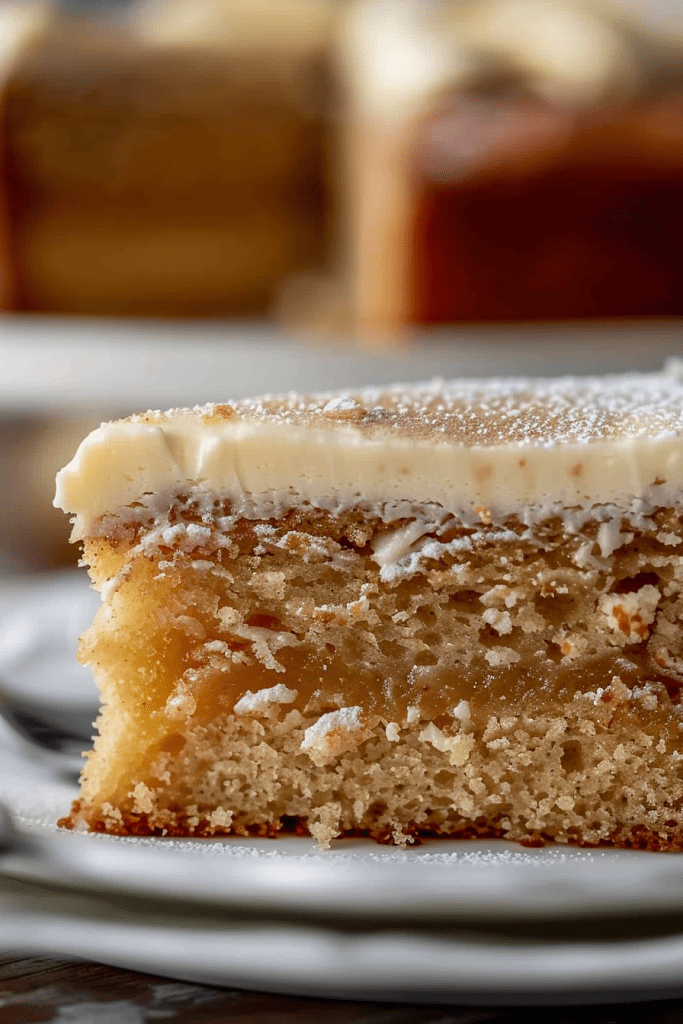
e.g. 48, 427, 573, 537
55, 364, 683, 537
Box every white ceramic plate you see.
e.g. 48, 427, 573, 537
5, 573, 683, 1002
5, 866, 683, 1006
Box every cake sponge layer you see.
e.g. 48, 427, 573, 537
62, 496, 683, 848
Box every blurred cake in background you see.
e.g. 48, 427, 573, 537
339, 0, 683, 333
0, 1, 52, 313
0, 0, 335, 318
1, 0, 683, 333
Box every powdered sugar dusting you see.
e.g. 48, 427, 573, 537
147, 365, 683, 447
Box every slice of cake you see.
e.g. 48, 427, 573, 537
2, 0, 334, 319
55, 365, 683, 849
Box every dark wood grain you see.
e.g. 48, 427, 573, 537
0, 953, 498, 1024
4, 954, 683, 1023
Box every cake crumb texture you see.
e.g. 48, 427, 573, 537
63, 495, 683, 849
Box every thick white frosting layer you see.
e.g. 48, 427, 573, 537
55, 366, 683, 539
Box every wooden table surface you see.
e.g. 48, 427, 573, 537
3, 953, 683, 1023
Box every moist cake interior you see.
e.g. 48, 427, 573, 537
66, 493, 683, 849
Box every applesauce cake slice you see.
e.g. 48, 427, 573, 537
55, 365, 683, 849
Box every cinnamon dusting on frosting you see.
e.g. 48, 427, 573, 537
126, 367, 683, 445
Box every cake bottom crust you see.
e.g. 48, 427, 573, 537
58, 809, 683, 852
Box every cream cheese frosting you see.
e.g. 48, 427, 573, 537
55, 365, 683, 539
